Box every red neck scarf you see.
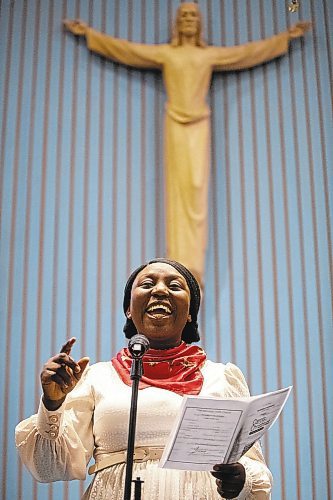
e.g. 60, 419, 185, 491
112, 342, 207, 396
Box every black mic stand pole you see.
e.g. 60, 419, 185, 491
123, 355, 144, 500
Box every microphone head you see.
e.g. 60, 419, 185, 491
128, 334, 150, 358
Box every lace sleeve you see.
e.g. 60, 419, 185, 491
15, 366, 95, 482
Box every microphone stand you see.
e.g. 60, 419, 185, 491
123, 355, 144, 500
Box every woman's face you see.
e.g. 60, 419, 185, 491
127, 262, 192, 349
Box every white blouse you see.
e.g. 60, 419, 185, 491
15, 360, 273, 499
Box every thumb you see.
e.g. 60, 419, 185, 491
75, 357, 90, 380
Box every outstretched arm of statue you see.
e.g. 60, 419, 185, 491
63, 18, 162, 69
211, 20, 311, 72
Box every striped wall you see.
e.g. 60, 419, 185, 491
0, 1, 332, 499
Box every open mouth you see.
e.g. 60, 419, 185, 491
146, 303, 172, 319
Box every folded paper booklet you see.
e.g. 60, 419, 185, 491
159, 386, 292, 471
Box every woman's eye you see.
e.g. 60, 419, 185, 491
169, 282, 182, 290
140, 280, 154, 288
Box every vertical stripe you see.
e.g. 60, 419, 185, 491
64, 2, 82, 498
196, 0, 208, 353
39, 2, 55, 498
31, 5, 42, 499
259, 1, 277, 393
51, 0, 68, 355
126, 0, 133, 275
167, 0, 172, 30
207, 0, 220, 359
309, 1, 333, 314
80, 0, 93, 363
34, 0, 54, 409
0, 0, 14, 236
309, 8, 333, 442
246, 2, 266, 398
140, 0, 147, 262
299, 4, 331, 497
66, 0, 81, 355
220, 3, 236, 364
221, 4, 237, 363
198, 2, 207, 352
248, 0, 268, 456
17, 1, 31, 495
288, 20, 317, 497
154, 0, 162, 257
5, 2, 27, 499
96, 0, 107, 364
81, 0, 94, 456
272, 3, 301, 498
322, 0, 333, 112
111, 1, 120, 354
49, 4, 67, 500
234, 0, 252, 387
259, 0, 284, 464
51, 0, 67, 355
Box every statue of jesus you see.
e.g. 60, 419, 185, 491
64, 3, 310, 285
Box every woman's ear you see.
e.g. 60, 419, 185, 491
126, 309, 132, 319
187, 314, 192, 323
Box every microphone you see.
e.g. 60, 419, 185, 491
128, 334, 150, 358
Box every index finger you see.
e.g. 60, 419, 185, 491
60, 337, 76, 355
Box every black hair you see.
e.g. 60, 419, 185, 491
123, 258, 201, 343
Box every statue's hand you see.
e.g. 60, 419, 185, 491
63, 19, 88, 36
288, 21, 312, 39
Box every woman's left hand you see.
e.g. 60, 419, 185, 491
211, 462, 246, 499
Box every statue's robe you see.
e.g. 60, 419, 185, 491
85, 29, 290, 283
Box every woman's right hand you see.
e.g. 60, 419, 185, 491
63, 19, 88, 36
40, 337, 89, 410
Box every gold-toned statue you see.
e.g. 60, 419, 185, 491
64, 3, 310, 286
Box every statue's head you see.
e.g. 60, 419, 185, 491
171, 2, 206, 47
